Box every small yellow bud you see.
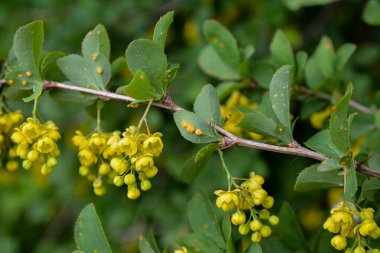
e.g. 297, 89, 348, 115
99, 163, 111, 175
124, 173, 136, 185
6, 160, 19, 171
113, 175, 124, 187
79, 166, 90, 176
140, 180, 152, 191
110, 157, 127, 174
231, 211, 246, 226
94, 186, 106, 196
259, 209, 271, 220
250, 220, 262, 231
238, 224, 250, 235
41, 164, 53, 175
262, 196, 274, 209
353, 246, 365, 253
251, 232, 261, 243
27, 150, 39, 162
8, 79, 14, 85
331, 235, 347, 251
127, 187, 141, 199
93, 178, 103, 188
260, 225, 272, 238
268, 215, 280, 226
22, 160, 33, 170
47, 157, 58, 167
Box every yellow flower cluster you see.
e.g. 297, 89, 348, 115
214, 172, 279, 243
220, 91, 262, 140
11, 118, 61, 175
72, 126, 163, 199
0, 111, 24, 171
323, 201, 380, 252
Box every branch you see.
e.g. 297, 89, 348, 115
41, 80, 380, 178
299, 86, 373, 115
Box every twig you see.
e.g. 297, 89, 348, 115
41, 80, 380, 178
299, 86, 373, 115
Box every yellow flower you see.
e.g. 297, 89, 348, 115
142, 134, 163, 156
36, 137, 56, 153
135, 155, 154, 172
214, 190, 239, 211
119, 136, 138, 156
78, 149, 97, 166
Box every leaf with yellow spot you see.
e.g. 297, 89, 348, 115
74, 203, 112, 253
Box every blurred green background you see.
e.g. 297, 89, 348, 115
0, 0, 379, 252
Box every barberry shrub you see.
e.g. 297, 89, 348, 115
0, 4, 379, 253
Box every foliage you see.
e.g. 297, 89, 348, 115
0, 1, 379, 253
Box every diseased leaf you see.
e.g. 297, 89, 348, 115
125, 39, 167, 90
181, 143, 219, 183
57, 54, 111, 90
153, 11, 174, 49
82, 24, 110, 60
304, 130, 340, 159
270, 30, 294, 67
120, 69, 161, 101
238, 110, 292, 144
187, 191, 225, 250
329, 85, 353, 156
198, 45, 240, 80
295, 164, 343, 191
278, 202, 309, 252
174, 110, 221, 144
74, 203, 112, 253
269, 65, 293, 144
194, 84, 222, 125
203, 20, 240, 69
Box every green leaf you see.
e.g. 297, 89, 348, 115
198, 45, 240, 80
295, 164, 343, 191
57, 54, 111, 90
74, 203, 112, 253
335, 44, 356, 73
163, 63, 180, 87
181, 233, 223, 253
187, 191, 225, 250
216, 82, 245, 100
174, 110, 220, 144
139, 236, 156, 253
317, 158, 342, 172
194, 84, 222, 125
125, 39, 167, 91
278, 202, 309, 252
269, 65, 293, 144
305, 37, 336, 90
111, 56, 127, 77
221, 215, 231, 242
329, 86, 353, 156
13, 20, 44, 75
203, 20, 240, 69
296, 51, 308, 82
358, 177, 380, 202
181, 143, 219, 184
153, 11, 174, 49
245, 243, 262, 253
284, 0, 338, 11
375, 110, 380, 130
363, 0, 380, 26
82, 24, 110, 60
120, 69, 161, 101
270, 30, 294, 67
250, 62, 276, 88
40, 51, 65, 78
343, 160, 357, 200
304, 130, 340, 159
238, 110, 292, 144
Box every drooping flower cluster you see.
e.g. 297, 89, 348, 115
11, 118, 61, 175
214, 172, 279, 243
72, 126, 163, 199
323, 201, 380, 252
0, 111, 24, 171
